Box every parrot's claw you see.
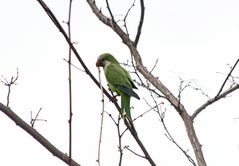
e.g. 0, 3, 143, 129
119, 111, 126, 120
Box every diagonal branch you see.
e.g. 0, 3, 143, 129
134, 0, 145, 47
36, 0, 116, 105
124, 145, 145, 159
192, 84, 239, 120
0, 103, 81, 166
105, 0, 115, 22
148, 85, 196, 165
192, 58, 239, 120
216, 58, 239, 97
161, 117, 197, 166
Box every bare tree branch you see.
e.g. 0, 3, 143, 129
192, 84, 239, 119
116, 116, 124, 166
216, 58, 239, 97
36, 0, 116, 106
147, 84, 197, 165
105, 0, 115, 22
124, 145, 145, 159
66, 0, 73, 165
0, 103, 81, 166
123, 0, 136, 36
1, 68, 19, 107
30, 108, 47, 127
104, 112, 124, 166
133, 102, 162, 121
192, 58, 239, 120
160, 115, 197, 166
86, 1, 207, 165
97, 67, 105, 166
134, 0, 145, 47
63, 58, 86, 73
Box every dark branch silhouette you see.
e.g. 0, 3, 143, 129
134, 0, 145, 47
0, 103, 81, 166
216, 58, 239, 97
192, 84, 239, 119
192, 58, 239, 119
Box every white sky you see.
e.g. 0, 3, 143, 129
0, 0, 239, 166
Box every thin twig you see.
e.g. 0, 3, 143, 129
117, 115, 123, 166
0, 68, 19, 107
177, 78, 192, 106
134, 0, 145, 47
63, 58, 86, 73
104, 112, 124, 166
216, 71, 239, 84
121, 102, 163, 136
105, 0, 115, 22
148, 84, 197, 165
124, 145, 145, 159
133, 103, 162, 121
97, 67, 105, 166
123, 0, 136, 36
129, 57, 165, 99
192, 84, 239, 119
30, 108, 47, 127
192, 58, 239, 119
216, 58, 239, 97
66, 0, 73, 165
149, 97, 197, 166
159, 114, 197, 166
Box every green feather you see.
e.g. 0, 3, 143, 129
121, 92, 131, 120
97, 53, 140, 121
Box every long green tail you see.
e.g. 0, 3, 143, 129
121, 93, 131, 121
121, 93, 138, 136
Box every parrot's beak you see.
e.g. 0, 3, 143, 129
96, 60, 102, 67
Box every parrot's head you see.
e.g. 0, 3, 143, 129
96, 53, 119, 68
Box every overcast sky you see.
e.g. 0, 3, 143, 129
0, 0, 239, 166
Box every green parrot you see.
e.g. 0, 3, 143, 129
96, 53, 140, 121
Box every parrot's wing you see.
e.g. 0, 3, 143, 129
105, 63, 132, 89
121, 67, 138, 89
117, 86, 140, 99
105, 63, 140, 99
